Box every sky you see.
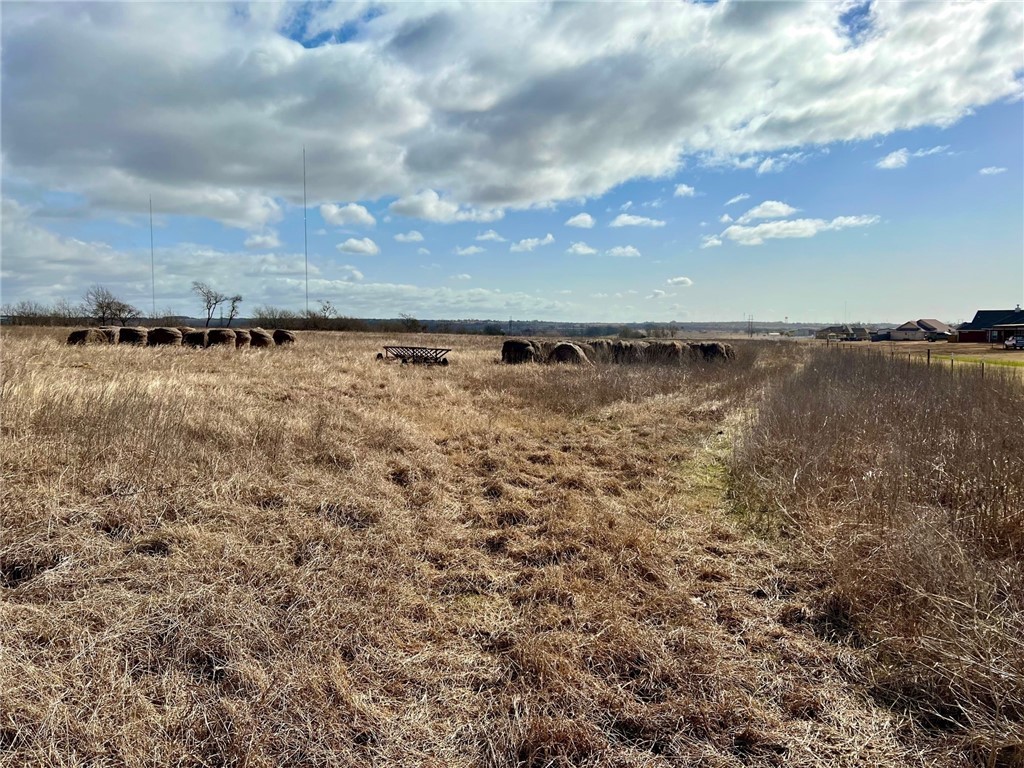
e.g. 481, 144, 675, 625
2, 1, 1022, 324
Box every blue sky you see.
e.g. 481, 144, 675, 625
2, 1, 1022, 323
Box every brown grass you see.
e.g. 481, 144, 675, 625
0, 328, 984, 766
731, 346, 1024, 765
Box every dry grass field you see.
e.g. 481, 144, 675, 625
1, 328, 1020, 767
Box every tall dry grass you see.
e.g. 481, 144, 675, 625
0, 329, 966, 766
731, 346, 1024, 764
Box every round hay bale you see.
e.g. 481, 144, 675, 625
177, 327, 196, 336
148, 327, 182, 346
547, 342, 591, 365
588, 338, 614, 363
118, 327, 149, 345
273, 329, 297, 345
647, 340, 685, 365
182, 330, 208, 348
67, 328, 107, 345
207, 328, 236, 346
501, 338, 539, 364
249, 328, 274, 348
693, 341, 735, 361
97, 327, 119, 344
234, 329, 251, 348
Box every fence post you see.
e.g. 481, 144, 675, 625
927, 348, 931, 366
982, 361, 985, 379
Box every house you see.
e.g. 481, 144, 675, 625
889, 318, 954, 341
954, 306, 1024, 343
814, 324, 872, 341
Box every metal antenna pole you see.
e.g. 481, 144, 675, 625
150, 196, 156, 320
303, 146, 309, 316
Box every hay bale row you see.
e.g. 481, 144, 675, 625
67, 327, 297, 349
501, 338, 734, 365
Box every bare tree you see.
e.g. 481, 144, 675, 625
82, 285, 140, 326
191, 281, 227, 327
225, 295, 243, 327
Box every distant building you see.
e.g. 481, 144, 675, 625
955, 306, 1024, 343
889, 318, 954, 341
814, 324, 872, 341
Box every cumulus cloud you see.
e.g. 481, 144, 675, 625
337, 237, 380, 255
450, 273, 472, 281
720, 214, 733, 224
607, 245, 641, 258
454, 245, 485, 255
389, 190, 502, 223
722, 214, 879, 245
566, 242, 597, 255
980, 166, 1007, 175
674, 184, 696, 197
610, 214, 666, 228
394, 230, 424, 242
510, 233, 554, 252
244, 230, 281, 250
647, 289, 667, 299
338, 264, 364, 282
701, 235, 723, 248
756, 152, 810, 175
667, 276, 693, 286
321, 203, 376, 228
737, 201, 799, 223
725, 193, 750, 206
417, 247, 431, 255
3, 2, 1018, 228
476, 229, 506, 241
565, 213, 595, 228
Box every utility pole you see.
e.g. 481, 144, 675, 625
303, 146, 309, 317
150, 196, 156, 320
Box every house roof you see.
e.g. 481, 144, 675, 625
918, 319, 953, 333
959, 309, 1023, 331
894, 321, 921, 331
992, 310, 1024, 328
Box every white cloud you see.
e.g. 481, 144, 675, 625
647, 289, 667, 299
610, 214, 666, 228
337, 237, 380, 255
314, 228, 327, 236
737, 200, 799, 224
394, 230, 424, 242
700, 235, 723, 249
725, 193, 750, 206
510, 233, 554, 252
722, 214, 879, 245
321, 203, 376, 228
476, 229, 506, 241
244, 230, 281, 250
389, 190, 502, 223
417, 247, 431, 255
607, 245, 641, 258
980, 166, 1007, 175
566, 241, 597, 255
620, 201, 633, 211
565, 213, 595, 228
876, 148, 909, 169
454, 245, 485, 255
756, 152, 808, 175
450, 273, 472, 281
338, 264, 364, 282
667, 276, 693, 286
719, 213, 733, 224
2, 2, 1019, 231
674, 184, 696, 197
877, 145, 950, 170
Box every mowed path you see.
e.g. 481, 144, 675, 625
0, 330, 927, 766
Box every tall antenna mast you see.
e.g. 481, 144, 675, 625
149, 196, 156, 320
303, 146, 309, 316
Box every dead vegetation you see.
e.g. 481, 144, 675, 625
0, 329, 1010, 766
